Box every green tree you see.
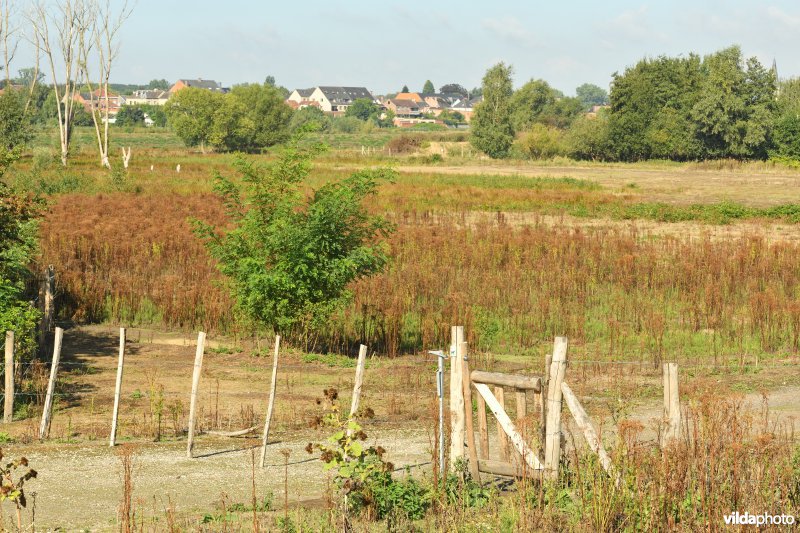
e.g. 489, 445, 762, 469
691, 46, 776, 159
538, 96, 584, 129
114, 105, 145, 127
438, 109, 466, 126
440, 83, 468, 98
771, 114, 800, 160
514, 123, 565, 159
565, 112, 612, 161
771, 78, 800, 160
0, 159, 41, 360
0, 90, 32, 151
139, 104, 167, 127
401, 85, 409, 93
148, 79, 170, 90
345, 98, 378, 121
608, 53, 703, 160
422, 80, 435, 94
165, 87, 223, 153
509, 79, 556, 132
210, 95, 256, 152
221, 83, 293, 151
575, 83, 608, 109
470, 62, 515, 158
290, 106, 331, 133
192, 140, 395, 340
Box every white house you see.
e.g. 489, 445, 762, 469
288, 86, 375, 114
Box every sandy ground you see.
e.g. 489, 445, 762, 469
14, 384, 798, 531
392, 163, 800, 207
11, 429, 430, 531
2, 326, 797, 530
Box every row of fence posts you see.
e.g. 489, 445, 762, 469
3, 309, 683, 482
3, 322, 375, 465
3, 326, 64, 439
443, 327, 683, 482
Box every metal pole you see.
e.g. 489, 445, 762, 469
429, 350, 446, 476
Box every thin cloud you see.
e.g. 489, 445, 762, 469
766, 5, 800, 29
482, 17, 539, 47
602, 6, 667, 44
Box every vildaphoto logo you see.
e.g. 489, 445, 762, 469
724, 512, 796, 526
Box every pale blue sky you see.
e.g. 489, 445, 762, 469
26, 1, 800, 95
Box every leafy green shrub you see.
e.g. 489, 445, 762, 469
193, 137, 394, 341
367, 471, 431, 520
514, 124, 566, 159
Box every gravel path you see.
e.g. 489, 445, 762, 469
8, 429, 431, 531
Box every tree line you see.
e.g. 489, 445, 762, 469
471, 45, 800, 162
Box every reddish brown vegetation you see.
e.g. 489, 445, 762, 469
40, 194, 800, 360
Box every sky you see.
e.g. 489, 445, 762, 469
15, 0, 800, 95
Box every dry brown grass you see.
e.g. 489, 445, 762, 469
38, 192, 800, 364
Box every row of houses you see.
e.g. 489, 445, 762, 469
70, 78, 228, 123
286, 86, 481, 126
67, 79, 481, 127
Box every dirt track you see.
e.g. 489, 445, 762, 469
2, 327, 797, 530
15, 429, 430, 531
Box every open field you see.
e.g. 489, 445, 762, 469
1, 128, 799, 529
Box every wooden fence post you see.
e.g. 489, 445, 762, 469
346, 344, 368, 436
662, 363, 680, 446
544, 337, 568, 480
349, 344, 368, 416
38, 266, 55, 358
449, 326, 465, 468
494, 386, 509, 461
109, 328, 126, 446
4, 331, 14, 423
476, 391, 489, 461
186, 332, 206, 458
561, 382, 619, 484
259, 335, 281, 468
540, 353, 552, 456
460, 342, 480, 482
39, 327, 63, 440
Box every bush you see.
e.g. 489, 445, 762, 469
514, 124, 566, 159
367, 472, 431, 520
565, 114, 612, 161
192, 137, 395, 338
386, 135, 422, 154
330, 116, 363, 133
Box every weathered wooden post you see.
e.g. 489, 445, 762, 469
39, 327, 64, 440
346, 344, 368, 437
4, 331, 14, 423
449, 326, 465, 467
109, 328, 126, 446
459, 341, 480, 482
476, 387, 489, 461
561, 382, 618, 484
540, 353, 552, 455
544, 337, 568, 480
349, 344, 368, 417
494, 386, 509, 461
186, 332, 206, 458
259, 335, 281, 468
38, 266, 55, 357
662, 363, 680, 446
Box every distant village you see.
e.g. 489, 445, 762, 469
68, 78, 486, 128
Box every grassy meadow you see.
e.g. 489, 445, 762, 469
19, 126, 800, 366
